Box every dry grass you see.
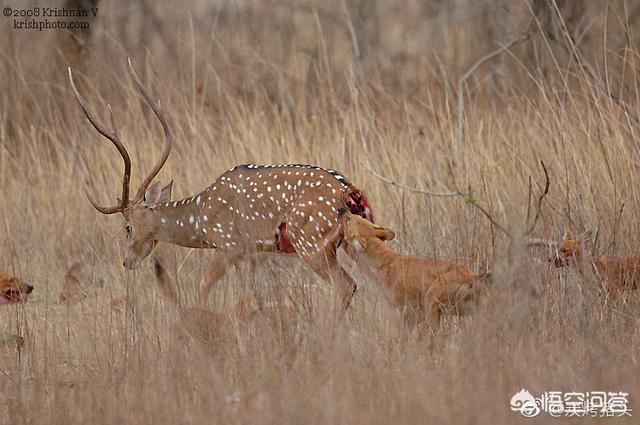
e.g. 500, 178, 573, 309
1, 1, 640, 423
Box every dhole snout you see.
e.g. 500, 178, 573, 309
0, 273, 34, 305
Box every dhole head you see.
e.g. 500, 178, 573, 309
121, 181, 173, 269
552, 228, 581, 267
339, 210, 395, 253
0, 273, 34, 305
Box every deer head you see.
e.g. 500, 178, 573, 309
69, 58, 173, 269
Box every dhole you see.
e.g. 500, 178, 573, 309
339, 211, 489, 329
0, 273, 33, 306
0, 273, 33, 349
153, 258, 297, 345
553, 228, 640, 291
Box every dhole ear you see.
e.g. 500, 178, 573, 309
374, 226, 395, 241
563, 227, 576, 240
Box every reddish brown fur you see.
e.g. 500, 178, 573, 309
340, 212, 489, 330
555, 228, 640, 291
0, 273, 33, 306
153, 258, 297, 346
0, 273, 33, 349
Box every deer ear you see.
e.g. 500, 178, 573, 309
374, 226, 395, 241
158, 180, 173, 203
144, 181, 163, 205
144, 181, 172, 205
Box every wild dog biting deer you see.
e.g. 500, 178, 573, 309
68, 59, 373, 312
552, 227, 640, 291
339, 211, 490, 330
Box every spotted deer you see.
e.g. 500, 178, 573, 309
68, 59, 373, 311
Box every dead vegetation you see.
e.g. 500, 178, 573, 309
1, 0, 640, 423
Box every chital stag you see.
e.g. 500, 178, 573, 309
68, 59, 373, 311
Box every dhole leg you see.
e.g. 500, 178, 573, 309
198, 249, 244, 305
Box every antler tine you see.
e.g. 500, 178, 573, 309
68, 67, 131, 214
524, 161, 550, 236
127, 57, 173, 204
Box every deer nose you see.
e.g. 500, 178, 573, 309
26, 284, 34, 293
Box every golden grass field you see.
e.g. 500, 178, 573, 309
1, 0, 640, 423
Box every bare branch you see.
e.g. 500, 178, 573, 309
524, 161, 550, 236
367, 161, 551, 248
457, 33, 531, 145
364, 166, 465, 198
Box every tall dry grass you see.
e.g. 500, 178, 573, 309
1, 0, 640, 423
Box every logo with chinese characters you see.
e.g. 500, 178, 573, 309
510, 389, 632, 418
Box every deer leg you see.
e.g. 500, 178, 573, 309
198, 249, 244, 305
297, 247, 357, 314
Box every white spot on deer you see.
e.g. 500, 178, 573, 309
203, 215, 208, 221
267, 186, 272, 192
189, 215, 195, 224
196, 196, 201, 205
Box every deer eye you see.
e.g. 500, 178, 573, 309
124, 224, 133, 237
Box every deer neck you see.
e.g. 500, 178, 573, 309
151, 198, 214, 248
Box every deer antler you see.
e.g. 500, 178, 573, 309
68, 67, 132, 214
127, 57, 173, 204
69, 59, 173, 212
